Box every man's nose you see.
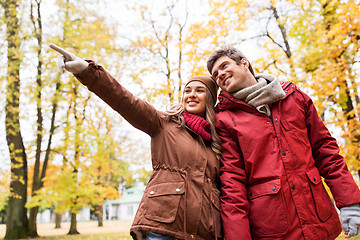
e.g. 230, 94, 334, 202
218, 69, 225, 78
216, 70, 225, 84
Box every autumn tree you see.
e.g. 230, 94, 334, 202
26, 0, 67, 236
199, 0, 301, 78
1, 0, 29, 238
185, 0, 248, 75
81, 109, 134, 226
50, 0, 122, 233
27, 85, 92, 235
122, 0, 192, 104
202, 0, 360, 180
294, 0, 360, 179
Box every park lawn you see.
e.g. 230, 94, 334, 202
29, 232, 132, 240
336, 232, 360, 240
1, 221, 360, 240
13, 232, 360, 240
0, 220, 133, 239
1, 232, 360, 240
14, 232, 360, 240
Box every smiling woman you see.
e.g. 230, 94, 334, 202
49, 44, 222, 240
183, 81, 207, 117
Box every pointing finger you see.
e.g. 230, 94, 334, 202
49, 43, 72, 59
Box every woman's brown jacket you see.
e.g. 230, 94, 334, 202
75, 61, 222, 240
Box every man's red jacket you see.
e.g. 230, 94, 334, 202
215, 81, 360, 240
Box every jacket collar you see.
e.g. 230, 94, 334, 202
215, 80, 294, 112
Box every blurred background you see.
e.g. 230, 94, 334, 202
0, 0, 359, 239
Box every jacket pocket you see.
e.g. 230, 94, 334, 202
306, 168, 333, 222
248, 179, 288, 237
144, 181, 185, 223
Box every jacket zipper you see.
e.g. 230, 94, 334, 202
283, 81, 292, 90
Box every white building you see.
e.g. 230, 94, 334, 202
35, 182, 146, 223
36, 207, 90, 223
103, 182, 146, 221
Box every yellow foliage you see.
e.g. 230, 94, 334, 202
0, 170, 10, 212
296, 0, 360, 172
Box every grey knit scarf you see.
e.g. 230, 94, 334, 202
231, 73, 286, 116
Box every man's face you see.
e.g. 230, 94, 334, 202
211, 56, 257, 93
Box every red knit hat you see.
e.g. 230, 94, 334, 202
184, 75, 218, 102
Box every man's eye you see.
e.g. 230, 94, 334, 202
213, 73, 217, 79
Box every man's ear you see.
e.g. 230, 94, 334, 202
241, 58, 249, 69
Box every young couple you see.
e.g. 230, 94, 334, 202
50, 44, 360, 240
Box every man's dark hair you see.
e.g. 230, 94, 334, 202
207, 46, 255, 77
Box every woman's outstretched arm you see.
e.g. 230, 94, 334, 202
50, 44, 163, 137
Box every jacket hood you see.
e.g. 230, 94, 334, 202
215, 80, 292, 112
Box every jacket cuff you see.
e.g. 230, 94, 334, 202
74, 60, 101, 87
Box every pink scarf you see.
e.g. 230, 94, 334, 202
182, 112, 211, 142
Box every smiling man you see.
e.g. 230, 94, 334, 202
207, 46, 360, 240
211, 55, 257, 94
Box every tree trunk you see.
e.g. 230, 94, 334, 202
3, 0, 29, 239
67, 213, 79, 235
28, 0, 43, 236
29, 80, 61, 236
55, 213, 62, 229
28, 207, 39, 238
28, 1, 61, 235
97, 204, 103, 227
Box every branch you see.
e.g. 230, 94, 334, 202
270, 5, 291, 58
262, 9, 289, 54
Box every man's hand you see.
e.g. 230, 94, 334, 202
49, 43, 89, 74
340, 203, 360, 238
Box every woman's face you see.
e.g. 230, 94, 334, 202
183, 81, 207, 117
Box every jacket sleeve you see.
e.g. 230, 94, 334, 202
216, 117, 252, 240
301, 90, 360, 208
74, 60, 162, 137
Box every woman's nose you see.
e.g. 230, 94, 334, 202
188, 90, 197, 98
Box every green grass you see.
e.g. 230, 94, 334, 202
14, 232, 360, 240
0, 220, 133, 240
2, 228, 359, 240
336, 233, 360, 240
9, 232, 132, 240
